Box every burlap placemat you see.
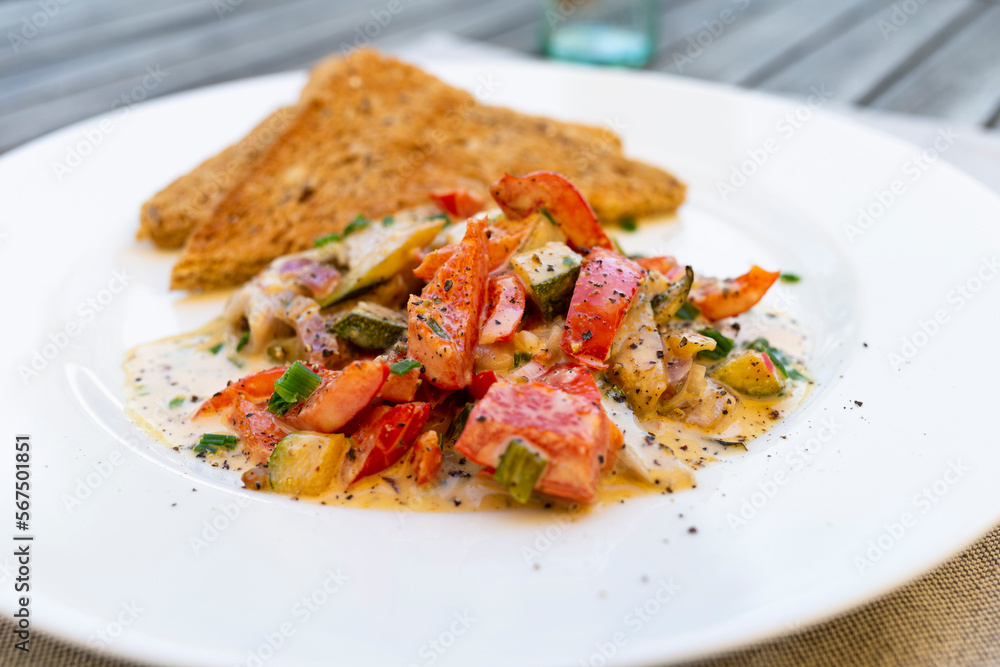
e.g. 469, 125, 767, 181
2, 523, 997, 666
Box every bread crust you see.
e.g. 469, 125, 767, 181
165, 49, 686, 291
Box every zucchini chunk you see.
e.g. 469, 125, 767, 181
709, 350, 785, 397
321, 216, 446, 306
607, 293, 669, 416
331, 302, 407, 350
268, 432, 350, 496
651, 266, 694, 326
509, 242, 582, 321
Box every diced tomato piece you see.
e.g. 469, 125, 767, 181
378, 347, 422, 403
560, 247, 645, 369
412, 430, 443, 486
413, 220, 528, 281
454, 380, 609, 504
489, 171, 613, 251
341, 402, 430, 484
282, 360, 389, 433
229, 396, 289, 466
194, 366, 286, 418
430, 189, 485, 219
538, 364, 621, 472
689, 265, 780, 320
479, 273, 526, 344
407, 217, 490, 390
635, 256, 678, 276
469, 370, 498, 400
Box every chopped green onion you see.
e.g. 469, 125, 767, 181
343, 215, 371, 237
445, 403, 474, 444
314, 232, 343, 247
511, 351, 532, 369
620, 217, 637, 232
427, 317, 450, 339
390, 359, 421, 375
744, 338, 810, 381
561, 256, 576, 267
168, 396, 186, 409
194, 433, 239, 455
424, 213, 449, 222
494, 438, 547, 504
780, 273, 801, 283
540, 208, 558, 226
674, 301, 700, 321
267, 361, 322, 415
382, 215, 395, 227
697, 329, 734, 361
236, 331, 250, 352
208, 342, 224, 355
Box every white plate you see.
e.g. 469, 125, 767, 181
3, 60, 999, 667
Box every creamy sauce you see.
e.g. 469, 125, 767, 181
123, 307, 809, 513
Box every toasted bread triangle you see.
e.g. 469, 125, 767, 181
169, 49, 685, 291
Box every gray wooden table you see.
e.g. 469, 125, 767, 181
2, 0, 999, 154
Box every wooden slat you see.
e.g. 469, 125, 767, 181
657, 0, 895, 85
0, 0, 538, 152
862, 3, 1000, 125
758, 0, 975, 103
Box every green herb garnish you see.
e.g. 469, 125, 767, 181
540, 208, 557, 226
194, 433, 239, 455
780, 273, 801, 283
697, 329, 735, 361
389, 359, 421, 375
427, 317, 450, 339
382, 215, 395, 227
208, 342, 224, 355
168, 396, 186, 410
744, 338, 809, 381
424, 213, 449, 223
620, 217, 637, 232
445, 403, 474, 444
267, 361, 322, 415
343, 215, 371, 237
561, 256, 576, 267
236, 331, 250, 352
494, 438, 547, 503
674, 301, 700, 321
314, 232, 343, 247
511, 351, 532, 369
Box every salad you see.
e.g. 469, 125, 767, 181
125, 172, 809, 510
